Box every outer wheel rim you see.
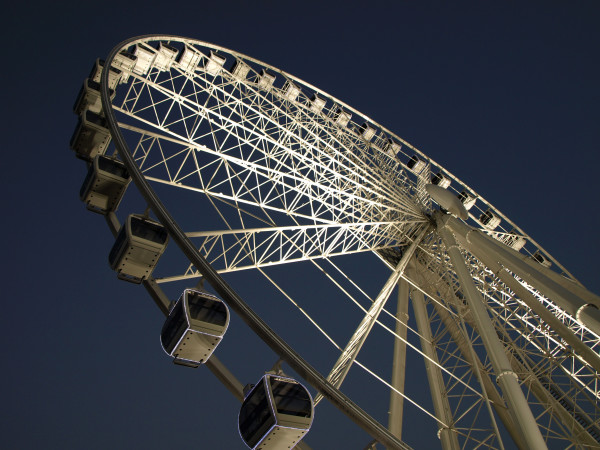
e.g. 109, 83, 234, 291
93, 34, 600, 449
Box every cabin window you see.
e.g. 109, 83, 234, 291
270, 379, 312, 418
188, 294, 228, 326
239, 381, 275, 448
98, 157, 129, 179
86, 110, 107, 128
130, 217, 168, 244
161, 301, 187, 354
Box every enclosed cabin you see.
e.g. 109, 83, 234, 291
358, 122, 376, 142
282, 80, 301, 102
160, 288, 230, 368
230, 59, 251, 80
177, 45, 203, 73
239, 374, 314, 450
132, 43, 157, 76
532, 250, 552, 268
70, 109, 112, 161
333, 108, 351, 128
111, 51, 137, 83
205, 51, 227, 76
73, 79, 115, 116
407, 154, 426, 174
431, 171, 451, 189
257, 69, 276, 90
504, 229, 526, 251
457, 190, 477, 210
153, 42, 179, 72
108, 214, 168, 283
80, 155, 130, 214
479, 208, 501, 230
89, 58, 122, 90
384, 138, 401, 158
309, 94, 326, 114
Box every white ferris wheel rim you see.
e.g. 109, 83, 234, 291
93, 34, 599, 449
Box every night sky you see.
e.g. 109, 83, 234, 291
2, 2, 599, 449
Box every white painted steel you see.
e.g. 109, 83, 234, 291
388, 278, 410, 441
74, 34, 600, 449
314, 225, 430, 405
407, 264, 460, 450
435, 213, 547, 450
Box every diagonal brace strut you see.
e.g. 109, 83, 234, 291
315, 224, 431, 404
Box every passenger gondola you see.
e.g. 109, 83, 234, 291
238, 373, 314, 450
80, 155, 130, 214
89, 58, 122, 90
73, 78, 115, 116
431, 171, 451, 188
457, 190, 477, 210
479, 208, 501, 230
532, 251, 552, 268
70, 109, 112, 161
407, 154, 426, 173
160, 288, 230, 368
108, 214, 168, 283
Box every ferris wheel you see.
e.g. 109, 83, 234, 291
70, 35, 600, 449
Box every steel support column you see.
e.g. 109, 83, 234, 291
449, 227, 600, 373
435, 213, 547, 450
316, 225, 431, 405
388, 277, 410, 440
408, 264, 460, 450
444, 216, 600, 335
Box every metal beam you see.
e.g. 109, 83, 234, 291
450, 227, 600, 373
315, 225, 431, 404
444, 216, 600, 335
435, 212, 547, 450
408, 265, 460, 450
388, 277, 410, 440
402, 257, 528, 448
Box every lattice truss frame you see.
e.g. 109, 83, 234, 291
103, 37, 600, 449
411, 239, 600, 449
110, 39, 575, 282
113, 51, 429, 277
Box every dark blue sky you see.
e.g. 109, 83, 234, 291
2, 2, 599, 449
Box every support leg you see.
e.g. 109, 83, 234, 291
408, 265, 460, 450
388, 278, 410, 439
435, 213, 547, 450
